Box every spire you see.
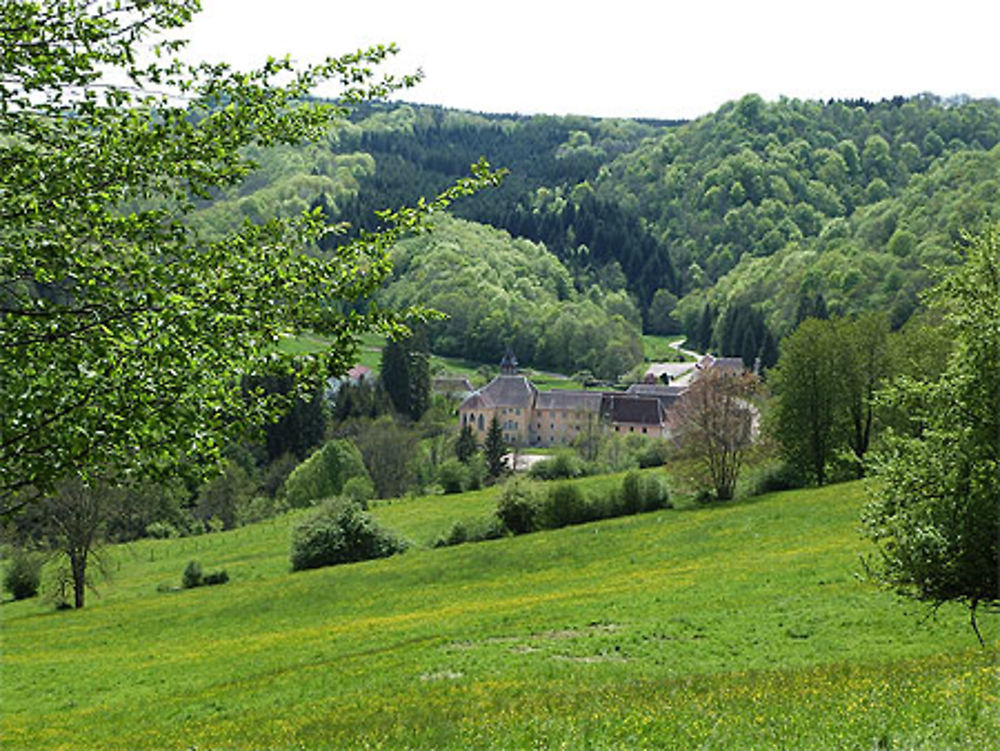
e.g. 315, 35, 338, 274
500, 348, 518, 375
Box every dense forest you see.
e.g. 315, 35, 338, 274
189, 93, 1000, 372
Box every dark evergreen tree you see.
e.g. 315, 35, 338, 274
696, 303, 715, 352
484, 415, 507, 479
379, 328, 431, 422
380, 337, 410, 417
455, 424, 478, 463
406, 326, 431, 422
244, 373, 325, 463
758, 329, 780, 371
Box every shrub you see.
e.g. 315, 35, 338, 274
201, 570, 229, 586
290, 501, 407, 571
182, 560, 229, 588
465, 453, 487, 491
283, 439, 370, 508
433, 516, 506, 548
636, 439, 671, 468
436, 458, 468, 494
341, 475, 375, 507
528, 450, 585, 481
182, 560, 203, 589
618, 470, 669, 514
539, 483, 590, 528
743, 460, 806, 496
236, 494, 288, 526
3, 549, 42, 600
496, 480, 540, 534
144, 521, 179, 539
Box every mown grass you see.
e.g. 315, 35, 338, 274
2, 479, 997, 750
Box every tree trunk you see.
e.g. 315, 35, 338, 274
71, 552, 86, 609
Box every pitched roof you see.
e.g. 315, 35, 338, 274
459, 374, 537, 411
602, 394, 667, 425
626, 383, 685, 410
535, 390, 603, 412
696, 355, 746, 374
347, 365, 372, 381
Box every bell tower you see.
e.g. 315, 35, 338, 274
499, 348, 518, 375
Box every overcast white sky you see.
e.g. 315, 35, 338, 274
181, 0, 999, 120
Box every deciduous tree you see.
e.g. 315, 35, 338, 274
770, 318, 845, 485
837, 312, 890, 476
0, 1, 501, 511
668, 368, 759, 500
863, 226, 1000, 643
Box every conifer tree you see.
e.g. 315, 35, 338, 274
455, 424, 478, 463
484, 416, 507, 479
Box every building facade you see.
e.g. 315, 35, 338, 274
459, 369, 672, 447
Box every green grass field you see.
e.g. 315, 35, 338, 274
641, 334, 692, 363
2, 477, 997, 750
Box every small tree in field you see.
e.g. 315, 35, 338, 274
669, 368, 759, 501
41, 479, 113, 609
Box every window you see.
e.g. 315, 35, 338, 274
477, 415, 484, 431
515, 408, 520, 415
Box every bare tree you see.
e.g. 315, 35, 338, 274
669, 368, 759, 500
43, 479, 115, 609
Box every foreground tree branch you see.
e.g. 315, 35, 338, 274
0, 1, 503, 513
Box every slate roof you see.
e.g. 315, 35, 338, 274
534, 390, 603, 412
601, 394, 667, 426
459, 374, 537, 411
625, 383, 685, 411
696, 355, 746, 374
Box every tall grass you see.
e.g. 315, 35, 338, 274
2, 480, 996, 750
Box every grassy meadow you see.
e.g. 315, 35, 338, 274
2, 476, 998, 750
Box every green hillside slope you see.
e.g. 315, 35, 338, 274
2, 480, 995, 749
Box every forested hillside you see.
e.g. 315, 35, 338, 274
191, 93, 1000, 369
382, 215, 643, 379
595, 93, 1000, 347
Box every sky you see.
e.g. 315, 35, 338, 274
181, 0, 1000, 121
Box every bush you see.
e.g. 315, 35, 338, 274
201, 569, 229, 586
283, 439, 370, 508
182, 560, 203, 589
182, 560, 229, 588
236, 494, 288, 526
539, 483, 591, 528
341, 475, 375, 507
144, 521, 179, 539
742, 461, 805, 497
465, 453, 487, 491
436, 458, 468, 494
495, 480, 540, 534
618, 470, 670, 514
433, 516, 506, 548
528, 450, 585, 481
3, 549, 42, 600
290, 501, 407, 571
636, 439, 671, 468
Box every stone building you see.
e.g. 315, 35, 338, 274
458, 354, 675, 447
